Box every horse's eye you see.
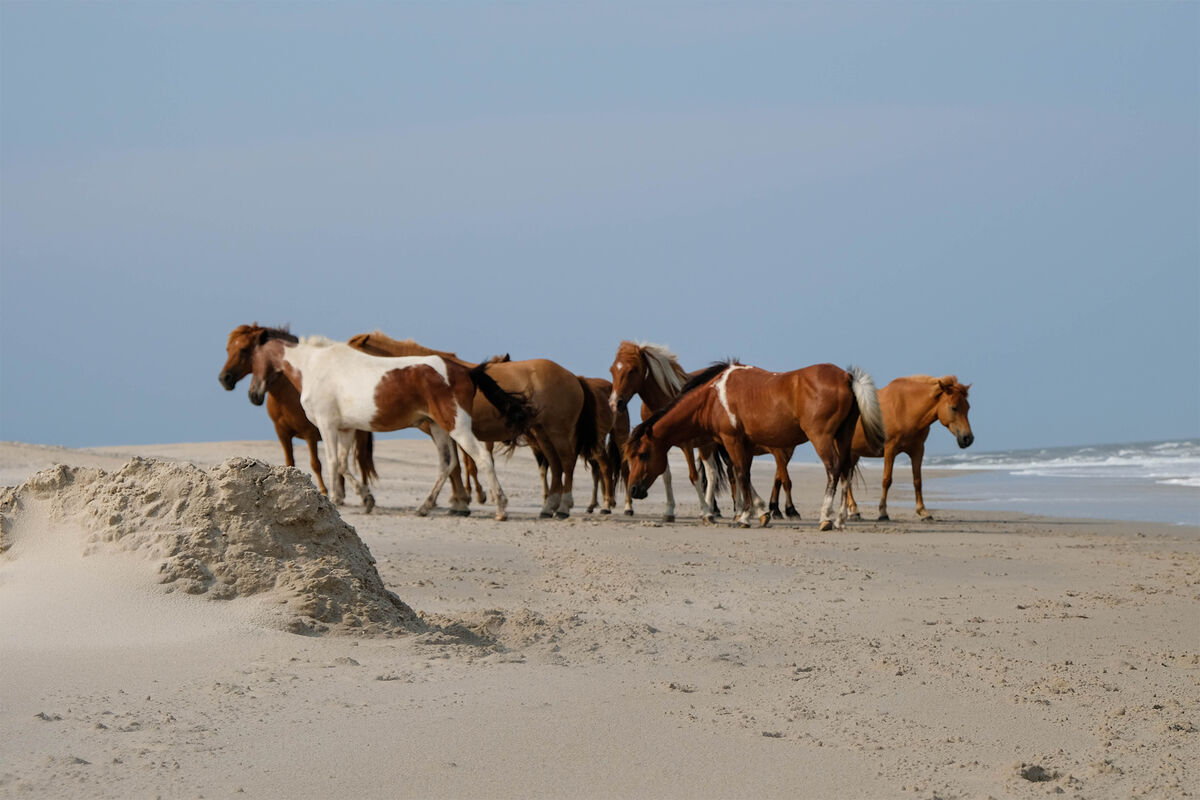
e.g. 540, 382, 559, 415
949, 405, 959, 413
241, 347, 251, 357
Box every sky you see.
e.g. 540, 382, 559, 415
1, 2, 1197, 455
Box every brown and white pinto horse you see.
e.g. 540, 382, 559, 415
235, 326, 535, 520
847, 375, 973, 521
219, 324, 376, 500
626, 361, 886, 530
349, 331, 596, 518
609, 341, 800, 521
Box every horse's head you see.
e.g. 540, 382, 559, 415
219, 324, 266, 391
936, 377, 974, 448
609, 341, 644, 414
624, 421, 669, 500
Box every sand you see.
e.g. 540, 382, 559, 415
1, 438, 1197, 799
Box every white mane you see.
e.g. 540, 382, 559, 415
638, 342, 688, 396
299, 335, 339, 348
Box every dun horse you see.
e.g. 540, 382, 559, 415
625, 361, 886, 530
219, 324, 376, 500
846, 375, 973, 521
349, 331, 596, 518
233, 326, 535, 520
609, 341, 800, 521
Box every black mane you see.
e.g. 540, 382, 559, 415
626, 360, 735, 449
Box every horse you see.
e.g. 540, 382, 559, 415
234, 326, 535, 520
608, 341, 800, 521
625, 361, 886, 530
219, 324, 376, 501
579, 377, 629, 514
846, 375, 973, 521
347, 332, 502, 508
348, 331, 596, 518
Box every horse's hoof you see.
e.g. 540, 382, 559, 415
918, 512, 934, 521
818, 520, 833, 532
847, 511, 861, 521
600, 508, 611, 515
363, 496, 376, 514
769, 506, 782, 520
877, 513, 890, 522
539, 511, 554, 519
586, 506, 596, 514
554, 511, 569, 520
663, 515, 675, 523
449, 508, 471, 517
759, 514, 772, 528
701, 514, 716, 525
786, 507, 801, 519
624, 509, 634, 517
495, 511, 508, 521
736, 521, 751, 529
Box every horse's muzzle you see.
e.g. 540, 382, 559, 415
629, 482, 649, 500
248, 383, 266, 406
958, 433, 974, 448
219, 371, 237, 391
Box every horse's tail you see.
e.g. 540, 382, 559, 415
847, 365, 886, 454
468, 363, 537, 436
708, 444, 731, 496
574, 376, 600, 460
355, 430, 378, 486
604, 432, 623, 485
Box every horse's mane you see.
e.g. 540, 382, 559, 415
634, 341, 689, 396
627, 360, 734, 451
240, 323, 298, 344
909, 374, 967, 395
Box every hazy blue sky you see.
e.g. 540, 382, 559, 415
2, 2, 1197, 454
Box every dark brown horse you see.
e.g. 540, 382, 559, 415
847, 375, 973, 521
219, 324, 375, 499
349, 331, 596, 518
626, 361, 886, 529
580, 377, 629, 514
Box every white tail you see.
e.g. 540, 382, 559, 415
848, 365, 886, 453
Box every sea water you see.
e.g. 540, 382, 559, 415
921, 439, 1200, 527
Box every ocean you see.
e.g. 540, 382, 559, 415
921, 439, 1200, 527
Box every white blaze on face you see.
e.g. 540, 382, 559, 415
714, 365, 748, 429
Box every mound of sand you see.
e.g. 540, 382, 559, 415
0, 457, 416, 635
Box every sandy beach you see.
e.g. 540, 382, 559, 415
1, 438, 1197, 799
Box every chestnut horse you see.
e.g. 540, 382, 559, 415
847, 375, 973, 521
626, 361, 886, 530
349, 331, 596, 518
235, 326, 535, 520
219, 324, 376, 499
609, 341, 800, 521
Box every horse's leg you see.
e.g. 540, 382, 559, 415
317, 425, 345, 505
450, 428, 508, 522
723, 438, 768, 528
684, 446, 708, 512
846, 455, 862, 520
768, 453, 784, 520
878, 445, 898, 521
781, 446, 799, 519
661, 457, 676, 523
528, 430, 562, 518
586, 458, 600, 513
463, 447, 487, 503
418, 426, 462, 516
809, 433, 841, 531
330, 429, 373, 511
552, 433, 577, 519
699, 450, 722, 525
910, 441, 933, 521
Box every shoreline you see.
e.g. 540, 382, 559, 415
2, 439, 1197, 799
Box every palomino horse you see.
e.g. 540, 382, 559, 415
219, 324, 376, 500
235, 326, 535, 520
847, 375, 973, 521
609, 341, 800, 521
349, 331, 596, 518
626, 361, 886, 530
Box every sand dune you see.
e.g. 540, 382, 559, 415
1, 438, 1196, 798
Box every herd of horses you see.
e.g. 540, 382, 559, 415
219, 325, 974, 530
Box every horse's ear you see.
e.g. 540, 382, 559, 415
257, 329, 270, 346
937, 376, 956, 393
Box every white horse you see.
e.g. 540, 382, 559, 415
236, 326, 534, 521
